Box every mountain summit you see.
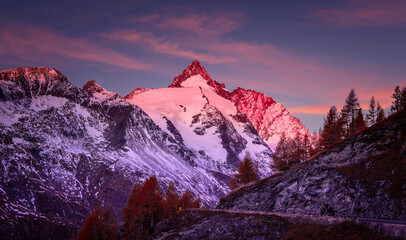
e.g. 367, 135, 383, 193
169, 60, 230, 99
169, 61, 312, 148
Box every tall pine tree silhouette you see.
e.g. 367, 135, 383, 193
376, 102, 385, 123
366, 96, 376, 126
321, 106, 343, 149
341, 89, 360, 136
354, 109, 367, 133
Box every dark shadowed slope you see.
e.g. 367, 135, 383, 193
218, 110, 406, 220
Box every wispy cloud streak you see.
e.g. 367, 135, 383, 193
314, 0, 406, 27
0, 25, 151, 70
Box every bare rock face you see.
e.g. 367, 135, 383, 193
169, 60, 230, 99
0, 187, 78, 240
218, 110, 406, 220
230, 87, 311, 149
152, 210, 289, 240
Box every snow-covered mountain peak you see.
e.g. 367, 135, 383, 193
83, 80, 106, 93
83, 80, 120, 102
0, 67, 81, 102
124, 88, 150, 100
169, 60, 211, 87
169, 60, 230, 99
0, 67, 67, 84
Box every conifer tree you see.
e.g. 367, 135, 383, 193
139, 176, 163, 232
321, 106, 342, 149
401, 87, 406, 111
122, 176, 164, 239
391, 86, 401, 113
376, 102, 385, 123
354, 109, 367, 133
292, 132, 303, 164
76, 204, 120, 240
230, 155, 259, 189
163, 181, 180, 218
178, 189, 200, 209
341, 89, 360, 135
122, 183, 142, 240
366, 96, 376, 126
271, 132, 290, 172
309, 131, 321, 157
302, 133, 311, 160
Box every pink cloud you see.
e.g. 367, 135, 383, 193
129, 12, 244, 36
314, 0, 406, 27
103, 30, 236, 64
157, 13, 244, 35
0, 25, 151, 71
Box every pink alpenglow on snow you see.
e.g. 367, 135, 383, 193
134, 60, 312, 150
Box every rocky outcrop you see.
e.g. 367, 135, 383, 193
230, 88, 311, 148
218, 110, 406, 220
152, 210, 289, 240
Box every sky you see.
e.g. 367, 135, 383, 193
0, 0, 405, 132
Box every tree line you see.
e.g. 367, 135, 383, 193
76, 176, 200, 240
271, 85, 406, 172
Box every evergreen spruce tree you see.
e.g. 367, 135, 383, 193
76, 204, 120, 240
321, 106, 342, 149
366, 96, 376, 126
401, 87, 406, 111
270, 132, 290, 172
376, 102, 385, 123
292, 132, 304, 164
354, 109, 367, 133
391, 86, 401, 113
230, 155, 259, 189
341, 89, 360, 135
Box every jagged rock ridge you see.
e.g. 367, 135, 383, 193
169, 60, 230, 99
231, 88, 311, 148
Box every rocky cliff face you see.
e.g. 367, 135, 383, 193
231, 88, 311, 149
0, 187, 77, 240
218, 110, 406, 220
